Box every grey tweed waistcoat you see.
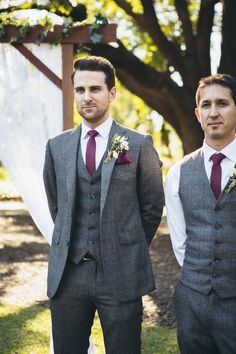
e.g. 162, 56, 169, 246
69, 145, 102, 263
179, 148, 236, 299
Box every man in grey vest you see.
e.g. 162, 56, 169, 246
166, 74, 236, 354
43, 56, 164, 354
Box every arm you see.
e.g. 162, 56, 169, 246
43, 140, 58, 223
165, 163, 187, 266
137, 135, 164, 246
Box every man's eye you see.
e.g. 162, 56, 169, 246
92, 87, 100, 92
201, 103, 209, 108
219, 102, 227, 107
75, 88, 84, 93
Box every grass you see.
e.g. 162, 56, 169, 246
0, 303, 178, 354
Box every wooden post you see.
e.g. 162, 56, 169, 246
62, 44, 74, 130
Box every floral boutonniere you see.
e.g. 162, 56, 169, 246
104, 134, 129, 163
225, 168, 236, 194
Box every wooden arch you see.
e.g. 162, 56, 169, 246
0, 24, 117, 130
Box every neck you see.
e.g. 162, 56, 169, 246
205, 135, 235, 151
83, 115, 110, 129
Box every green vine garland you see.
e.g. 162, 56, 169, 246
0, 13, 109, 45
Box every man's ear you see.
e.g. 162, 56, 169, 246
195, 107, 201, 124
109, 87, 116, 102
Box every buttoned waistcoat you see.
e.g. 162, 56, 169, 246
179, 148, 236, 298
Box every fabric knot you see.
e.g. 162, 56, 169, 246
210, 153, 225, 166
88, 130, 98, 139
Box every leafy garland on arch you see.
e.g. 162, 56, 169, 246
0, 12, 109, 45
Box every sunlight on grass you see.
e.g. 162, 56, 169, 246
0, 304, 178, 354
142, 324, 179, 354
0, 303, 50, 354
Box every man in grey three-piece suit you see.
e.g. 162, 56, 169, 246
166, 74, 236, 354
43, 56, 164, 354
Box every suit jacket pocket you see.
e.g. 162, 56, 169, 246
119, 228, 144, 244
52, 229, 61, 245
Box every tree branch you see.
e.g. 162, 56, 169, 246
113, 0, 185, 74
174, 0, 195, 50
174, 0, 199, 87
196, 0, 219, 76
219, 0, 236, 77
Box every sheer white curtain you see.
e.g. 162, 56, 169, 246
0, 43, 93, 354
0, 43, 62, 241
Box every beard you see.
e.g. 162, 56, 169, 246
78, 104, 109, 125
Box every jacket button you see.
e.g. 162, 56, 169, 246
87, 240, 93, 246
214, 222, 222, 229
214, 206, 222, 212
89, 195, 96, 201
214, 257, 221, 263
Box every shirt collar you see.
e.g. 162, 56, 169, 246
81, 117, 113, 139
203, 136, 236, 163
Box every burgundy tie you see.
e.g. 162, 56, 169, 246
210, 153, 225, 199
86, 130, 98, 176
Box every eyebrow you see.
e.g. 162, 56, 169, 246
74, 85, 102, 89
200, 98, 230, 104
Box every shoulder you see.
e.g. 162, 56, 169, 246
47, 126, 80, 146
115, 122, 153, 145
166, 148, 203, 181
180, 147, 203, 167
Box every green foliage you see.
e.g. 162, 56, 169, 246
0, 304, 50, 354
0, 166, 10, 182
0, 303, 178, 354
142, 324, 179, 354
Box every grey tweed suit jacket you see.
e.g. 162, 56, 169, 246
43, 121, 164, 301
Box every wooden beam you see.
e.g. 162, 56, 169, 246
0, 24, 117, 44
13, 43, 62, 89
62, 44, 74, 130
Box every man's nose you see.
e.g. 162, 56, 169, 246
83, 90, 92, 102
209, 104, 218, 117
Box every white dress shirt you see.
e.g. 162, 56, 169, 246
165, 137, 236, 266
81, 117, 113, 169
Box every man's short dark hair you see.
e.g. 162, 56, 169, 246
71, 56, 115, 90
195, 73, 236, 106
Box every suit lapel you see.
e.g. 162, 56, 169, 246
64, 125, 81, 209
100, 121, 127, 216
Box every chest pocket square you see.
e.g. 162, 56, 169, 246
116, 153, 132, 165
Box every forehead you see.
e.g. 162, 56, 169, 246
73, 70, 106, 87
199, 84, 232, 103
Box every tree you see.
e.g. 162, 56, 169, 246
2, 1, 235, 153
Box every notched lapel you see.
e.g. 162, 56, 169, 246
100, 122, 127, 215
64, 126, 81, 208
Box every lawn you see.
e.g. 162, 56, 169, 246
0, 303, 179, 354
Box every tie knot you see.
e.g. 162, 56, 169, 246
211, 153, 225, 166
88, 130, 98, 139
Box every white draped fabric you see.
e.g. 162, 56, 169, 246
0, 43, 93, 353
0, 43, 62, 241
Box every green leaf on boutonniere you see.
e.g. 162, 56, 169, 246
225, 168, 236, 194
104, 134, 129, 163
